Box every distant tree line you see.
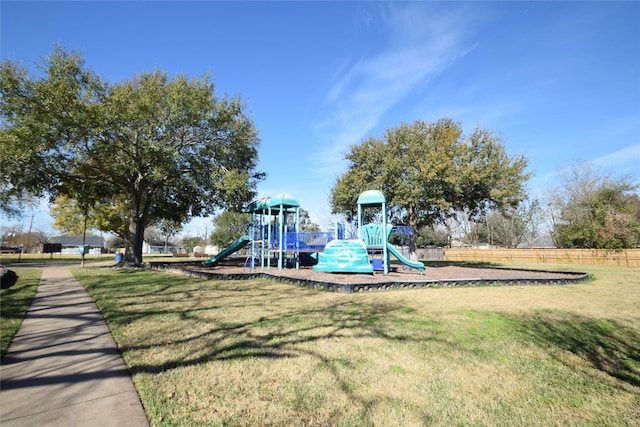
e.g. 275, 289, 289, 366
546, 161, 639, 249
329, 119, 638, 250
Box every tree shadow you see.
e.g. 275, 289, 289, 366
7, 265, 424, 427
512, 310, 640, 388
84, 270, 640, 393
105, 284, 441, 424
123, 299, 443, 374
78, 268, 638, 423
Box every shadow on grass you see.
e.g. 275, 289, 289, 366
83, 269, 639, 392
76, 268, 440, 423
126, 298, 438, 424
75, 267, 638, 424
513, 310, 640, 388
122, 299, 440, 372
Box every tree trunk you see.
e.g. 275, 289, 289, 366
407, 203, 418, 253
123, 218, 145, 266
123, 179, 150, 266
123, 192, 147, 266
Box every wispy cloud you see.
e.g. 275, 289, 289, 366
593, 143, 640, 172
310, 3, 479, 179
528, 142, 640, 199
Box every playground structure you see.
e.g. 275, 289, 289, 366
202, 190, 425, 275
313, 190, 425, 274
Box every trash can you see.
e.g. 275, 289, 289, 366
114, 252, 123, 263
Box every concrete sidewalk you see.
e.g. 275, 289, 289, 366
1, 266, 149, 426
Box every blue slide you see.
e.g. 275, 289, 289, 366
387, 244, 425, 271
202, 235, 251, 267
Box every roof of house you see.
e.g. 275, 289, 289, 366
51, 235, 104, 246
145, 240, 180, 247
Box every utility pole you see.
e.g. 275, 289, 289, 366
81, 214, 88, 267
18, 213, 34, 263
26, 213, 34, 253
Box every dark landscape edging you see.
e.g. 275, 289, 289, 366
148, 262, 589, 294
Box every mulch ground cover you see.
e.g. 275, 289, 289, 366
150, 258, 589, 293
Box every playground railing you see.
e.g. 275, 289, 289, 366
359, 224, 393, 248
279, 232, 334, 251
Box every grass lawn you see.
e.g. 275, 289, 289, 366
0, 268, 41, 356
72, 263, 639, 426
0, 253, 113, 265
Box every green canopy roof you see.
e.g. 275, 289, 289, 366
268, 193, 300, 208
357, 190, 386, 206
244, 197, 271, 213
245, 193, 300, 214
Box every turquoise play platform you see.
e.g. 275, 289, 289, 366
312, 240, 374, 274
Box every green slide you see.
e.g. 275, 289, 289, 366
386, 244, 425, 271
202, 235, 251, 267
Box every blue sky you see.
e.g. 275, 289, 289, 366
2, 1, 639, 237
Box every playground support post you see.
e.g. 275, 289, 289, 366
357, 190, 389, 275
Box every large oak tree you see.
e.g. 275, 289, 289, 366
1, 47, 264, 265
330, 119, 530, 247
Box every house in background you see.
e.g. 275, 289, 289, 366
143, 240, 182, 254
191, 245, 220, 256
51, 235, 106, 254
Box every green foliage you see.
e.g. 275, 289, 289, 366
210, 210, 250, 248
464, 202, 542, 248
107, 235, 126, 252
415, 225, 449, 247
1, 46, 264, 265
50, 194, 94, 235
50, 193, 131, 240
555, 188, 640, 249
298, 208, 320, 232
550, 161, 640, 249
181, 236, 204, 254
330, 119, 530, 238
155, 218, 183, 248
0, 49, 99, 217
